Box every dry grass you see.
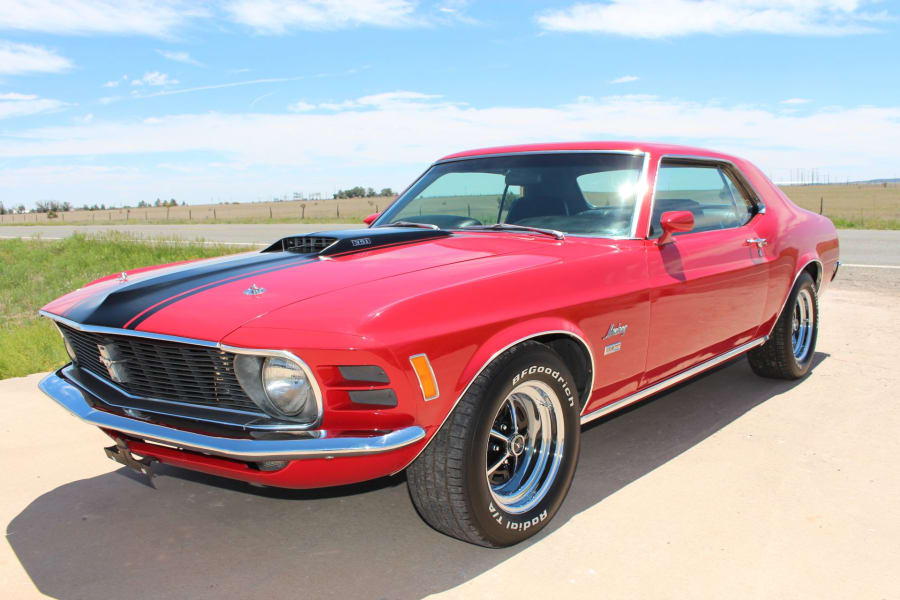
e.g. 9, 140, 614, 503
0, 196, 395, 226
2, 185, 899, 229
780, 184, 900, 228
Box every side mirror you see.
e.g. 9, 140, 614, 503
363, 212, 381, 226
657, 210, 694, 245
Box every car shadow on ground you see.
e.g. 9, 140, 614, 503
8, 353, 827, 600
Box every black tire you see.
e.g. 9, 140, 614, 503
407, 341, 581, 547
748, 271, 819, 379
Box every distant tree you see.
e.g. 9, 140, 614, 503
154, 198, 162, 207
91, 204, 99, 211
100, 204, 106, 210
137, 200, 150, 208
17, 205, 26, 213
168, 198, 177, 207
181, 201, 186, 206
379, 188, 394, 197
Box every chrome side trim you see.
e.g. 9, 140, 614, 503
580, 337, 768, 425
40, 311, 325, 430
395, 329, 595, 474
765, 258, 823, 338
645, 154, 767, 239
39, 369, 425, 461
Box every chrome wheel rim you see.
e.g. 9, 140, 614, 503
485, 380, 565, 514
791, 288, 814, 362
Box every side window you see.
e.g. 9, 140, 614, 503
650, 163, 756, 236
722, 170, 756, 225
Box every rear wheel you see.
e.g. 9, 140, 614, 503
407, 341, 580, 547
748, 271, 818, 379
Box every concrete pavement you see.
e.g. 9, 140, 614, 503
2, 276, 898, 599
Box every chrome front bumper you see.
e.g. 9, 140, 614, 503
39, 368, 426, 462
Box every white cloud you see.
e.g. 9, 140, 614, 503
0, 92, 67, 119
781, 98, 811, 104
131, 71, 179, 86
537, 0, 890, 37
288, 101, 316, 112
0, 0, 207, 37
0, 41, 71, 75
157, 49, 203, 66
319, 91, 445, 111
610, 75, 639, 84
225, 0, 419, 33
1, 92, 898, 203
102, 80, 120, 88
0, 92, 37, 100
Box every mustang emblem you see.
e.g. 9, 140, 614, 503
603, 323, 628, 340
244, 284, 266, 296
351, 237, 372, 247
97, 343, 129, 383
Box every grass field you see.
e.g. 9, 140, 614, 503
780, 184, 900, 229
0, 233, 248, 379
1, 185, 897, 229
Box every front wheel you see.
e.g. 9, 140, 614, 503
407, 341, 581, 547
748, 271, 819, 379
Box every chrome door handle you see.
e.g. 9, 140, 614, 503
746, 238, 768, 257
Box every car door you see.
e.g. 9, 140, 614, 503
642, 159, 769, 386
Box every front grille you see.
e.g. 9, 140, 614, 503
59, 323, 261, 414
281, 236, 336, 253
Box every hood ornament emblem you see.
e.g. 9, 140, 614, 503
117, 272, 129, 283
244, 283, 266, 296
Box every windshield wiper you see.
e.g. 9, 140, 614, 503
376, 221, 441, 230
461, 223, 566, 240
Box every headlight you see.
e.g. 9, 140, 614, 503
233, 352, 320, 424
262, 357, 313, 416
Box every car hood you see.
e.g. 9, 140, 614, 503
41, 228, 557, 342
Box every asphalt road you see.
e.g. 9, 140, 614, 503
0, 223, 358, 246
2, 274, 898, 599
1, 224, 899, 266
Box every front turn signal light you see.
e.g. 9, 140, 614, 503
410, 354, 439, 401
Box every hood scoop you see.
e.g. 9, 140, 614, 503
263, 227, 452, 257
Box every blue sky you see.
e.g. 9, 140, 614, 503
1, 0, 898, 208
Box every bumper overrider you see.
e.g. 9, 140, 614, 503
40, 367, 427, 487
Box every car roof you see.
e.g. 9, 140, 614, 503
436, 141, 740, 164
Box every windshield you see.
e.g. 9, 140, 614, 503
377, 152, 646, 237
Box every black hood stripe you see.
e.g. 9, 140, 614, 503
124, 257, 316, 330
64, 251, 316, 330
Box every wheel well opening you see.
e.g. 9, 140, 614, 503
535, 334, 593, 409
803, 261, 823, 290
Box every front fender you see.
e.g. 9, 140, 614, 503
393, 317, 594, 474
451, 317, 594, 403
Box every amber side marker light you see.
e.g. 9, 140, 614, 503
409, 354, 439, 401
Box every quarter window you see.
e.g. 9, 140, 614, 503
650, 163, 757, 237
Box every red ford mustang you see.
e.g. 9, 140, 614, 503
39, 141, 840, 547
